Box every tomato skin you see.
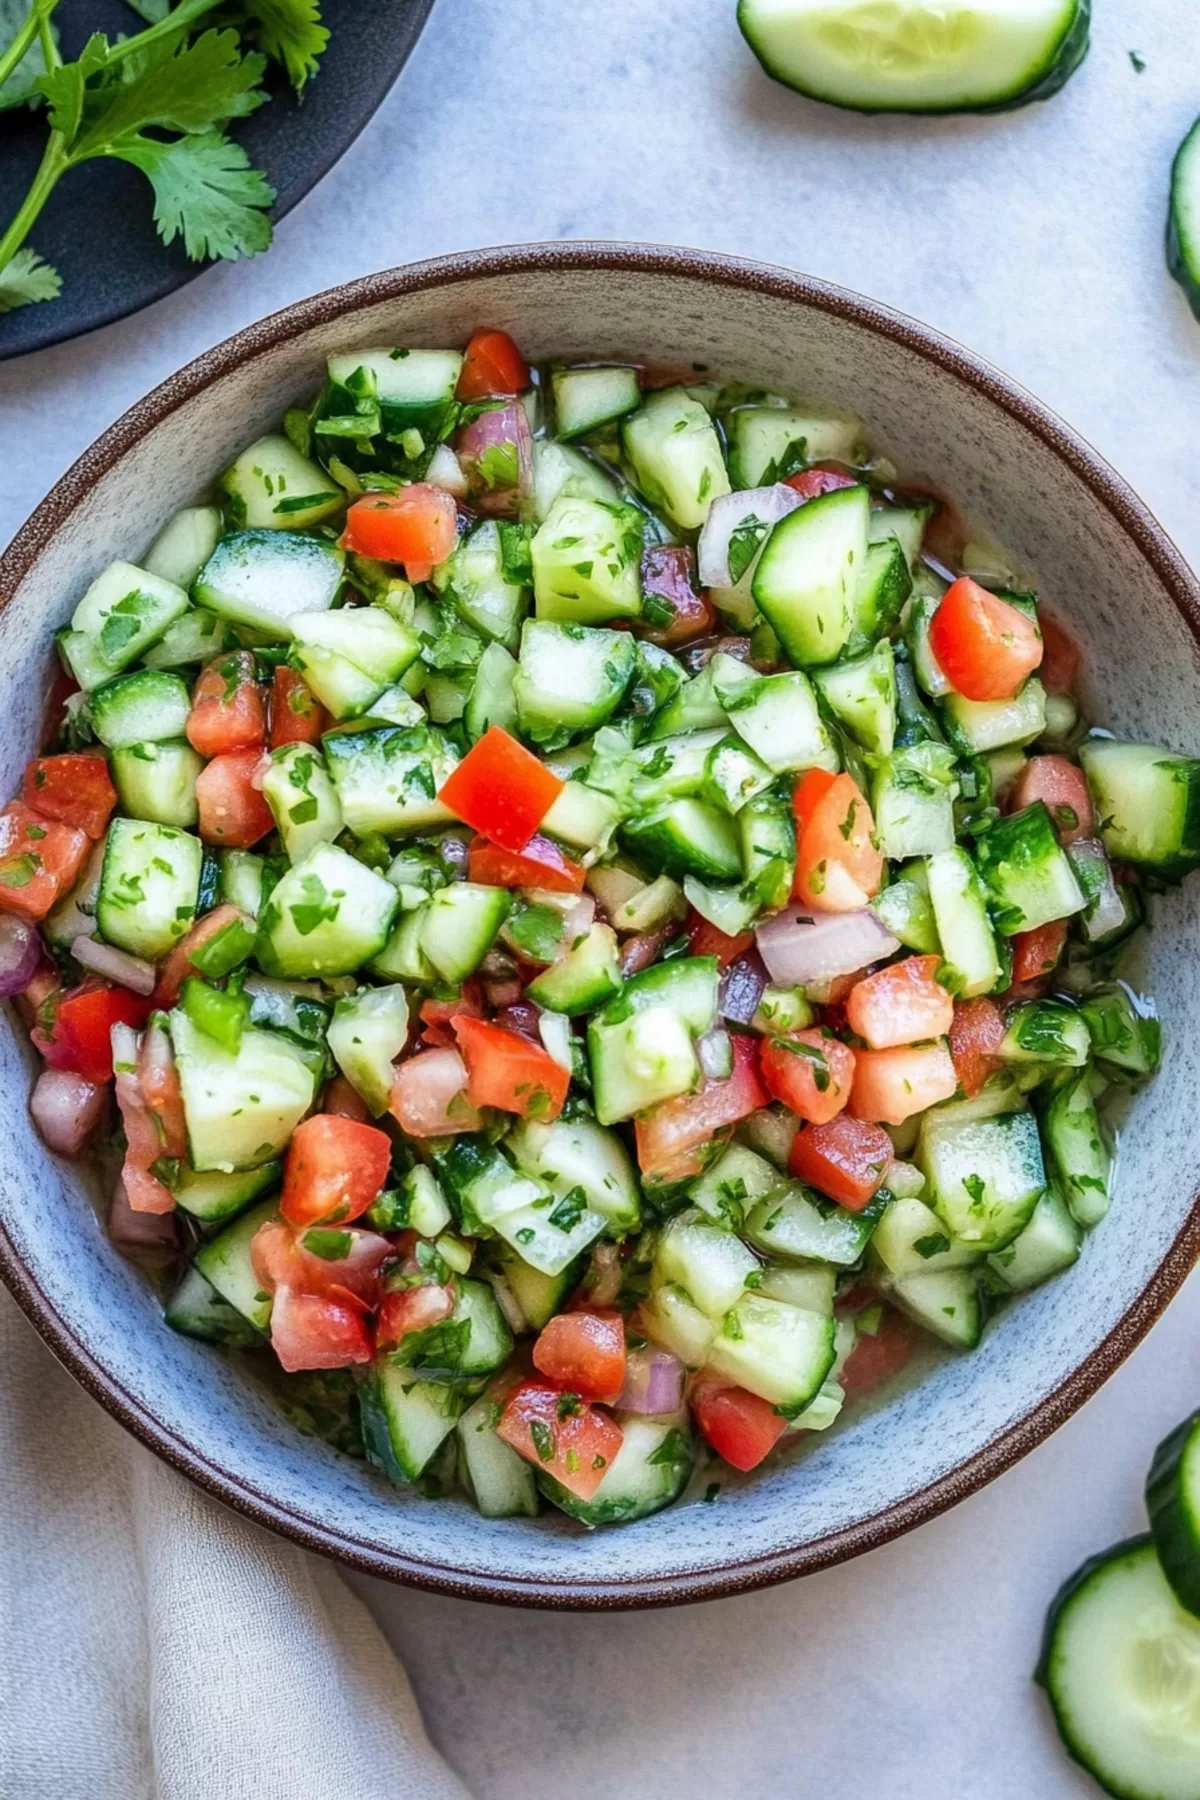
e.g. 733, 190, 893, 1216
467, 833, 585, 895
533, 1310, 626, 1403
793, 771, 883, 912
419, 980, 484, 1049
438, 726, 564, 854
782, 466, 859, 501
839, 1306, 918, 1399
634, 1035, 767, 1183
456, 328, 529, 400
269, 1285, 374, 1373
1012, 756, 1093, 844
195, 750, 274, 849
452, 1015, 569, 1121
949, 997, 1007, 1097
137, 1021, 187, 1159
22, 753, 116, 838
376, 1282, 456, 1352
691, 1381, 786, 1472
252, 1218, 392, 1307
153, 903, 253, 1007
639, 546, 716, 647
760, 1027, 855, 1125
686, 907, 755, 970
928, 577, 1043, 703
1038, 613, 1081, 695
36, 981, 153, 1084
186, 650, 266, 758
0, 802, 89, 921
788, 1113, 893, 1210
850, 1042, 958, 1125
269, 666, 326, 749
389, 1046, 482, 1137
280, 1114, 392, 1228
497, 1380, 624, 1500
1011, 919, 1069, 984
342, 484, 458, 580
845, 955, 953, 1050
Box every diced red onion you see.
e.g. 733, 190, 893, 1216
486, 1270, 527, 1334
1067, 838, 1128, 943
492, 1001, 543, 1041
619, 1345, 686, 1415
108, 1177, 179, 1257
587, 1242, 623, 1308
73, 935, 157, 996
756, 906, 900, 987
561, 893, 596, 942
697, 484, 803, 589
485, 979, 524, 1010
457, 401, 534, 519
697, 1026, 733, 1081
719, 950, 768, 1025
30, 1068, 109, 1155
620, 926, 673, 977
425, 442, 469, 499
0, 912, 44, 998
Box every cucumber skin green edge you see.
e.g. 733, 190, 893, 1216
737, 0, 1091, 117
1146, 1408, 1200, 1614
1168, 118, 1200, 323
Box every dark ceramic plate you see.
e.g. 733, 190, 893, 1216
0, 0, 435, 360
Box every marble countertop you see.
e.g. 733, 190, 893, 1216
2, 0, 1198, 1791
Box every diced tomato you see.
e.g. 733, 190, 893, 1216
419, 980, 485, 1049
451, 1016, 569, 1121
323, 1074, 371, 1122
782, 465, 859, 501
251, 1218, 392, 1307
1012, 756, 1094, 844
280, 1113, 392, 1227
0, 802, 89, 921
456, 328, 529, 401
1011, 919, 1069, 984
533, 1310, 626, 1403
639, 546, 715, 647
497, 1380, 624, 1501
928, 577, 1043, 703
845, 955, 953, 1050
186, 650, 266, 758
438, 726, 563, 854
113, 1057, 174, 1215
22, 753, 116, 839
375, 1282, 457, 1351
686, 907, 755, 970
137, 1020, 187, 1159
949, 997, 1007, 1097
195, 749, 274, 848
389, 1047, 482, 1137
342, 484, 458, 582
467, 833, 585, 895
154, 903, 254, 1007
269, 665, 327, 748
793, 771, 883, 912
690, 1380, 786, 1472
788, 1113, 893, 1210
850, 1042, 958, 1125
759, 1027, 855, 1125
268, 1285, 373, 1372
1038, 613, 1081, 696
839, 1306, 919, 1399
634, 1034, 767, 1183
36, 981, 153, 1084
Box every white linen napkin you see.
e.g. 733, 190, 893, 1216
0, 1288, 470, 1800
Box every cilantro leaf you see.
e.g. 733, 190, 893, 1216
66, 29, 267, 157
0, 0, 54, 113
0, 245, 60, 312
114, 128, 274, 260
242, 0, 328, 92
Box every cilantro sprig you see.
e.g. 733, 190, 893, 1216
0, 0, 328, 313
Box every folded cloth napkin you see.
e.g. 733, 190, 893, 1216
0, 1288, 470, 1800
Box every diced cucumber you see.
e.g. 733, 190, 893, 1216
143, 506, 224, 591
318, 347, 463, 473
925, 845, 1004, 996
1043, 1070, 1111, 1227
90, 670, 191, 750
687, 1142, 782, 1226
884, 1267, 983, 1350
507, 1114, 641, 1234
419, 882, 511, 982
169, 1160, 281, 1225
974, 800, 1085, 934
919, 1111, 1046, 1251
43, 839, 106, 950
323, 724, 459, 837
870, 1194, 983, 1279
941, 677, 1047, 754
873, 741, 959, 861
215, 856, 270, 921
552, 364, 642, 439
60, 561, 190, 689
193, 1196, 280, 1328
708, 1294, 836, 1411
588, 1005, 701, 1125
682, 875, 760, 938
164, 1263, 263, 1346
1080, 985, 1162, 1078
906, 592, 952, 699
261, 743, 343, 861
371, 905, 438, 984
96, 817, 203, 959
751, 983, 816, 1035
641, 1280, 717, 1368
171, 1013, 317, 1174
195, 530, 344, 640
648, 657, 732, 739
434, 520, 529, 650
142, 608, 233, 671
726, 404, 864, 488
609, 874, 687, 934
987, 1185, 1081, 1292
514, 620, 635, 743
443, 1139, 605, 1277
851, 535, 912, 645
242, 975, 330, 1045
387, 1277, 513, 1383
869, 503, 933, 574
654, 1210, 761, 1317
631, 729, 728, 808
398, 1166, 451, 1238
814, 640, 897, 756
530, 495, 643, 624
720, 669, 838, 773
359, 1363, 467, 1483
289, 608, 419, 721
494, 1244, 585, 1330
539, 1415, 694, 1528
1078, 738, 1200, 879
751, 484, 869, 668
999, 999, 1090, 1067
701, 735, 776, 814
540, 779, 622, 853
757, 1262, 838, 1313
622, 387, 730, 529
111, 740, 203, 829
457, 1393, 539, 1519
327, 984, 410, 1115
464, 641, 519, 741
739, 795, 796, 912
532, 439, 620, 522
255, 843, 398, 977
219, 433, 343, 532
744, 1183, 888, 1265
609, 955, 719, 1035
623, 796, 742, 881
525, 921, 623, 1016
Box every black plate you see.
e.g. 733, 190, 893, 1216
0, 0, 435, 360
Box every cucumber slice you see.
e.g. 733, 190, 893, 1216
738, 0, 1090, 115
514, 620, 636, 743
868, 503, 933, 574
464, 641, 519, 741
327, 983, 410, 1115
883, 1266, 983, 1349
986, 1185, 1080, 1292
925, 845, 1004, 996
525, 921, 623, 1016
851, 535, 912, 646
218, 433, 343, 532
739, 795, 796, 913
539, 1415, 694, 1528
814, 639, 897, 756
90, 669, 191, 749
609, 954, 719, 1035
720, 669, 838, 773
588, 1006, 701, 1126
434, 520, 529, 650
708, 1294, 837, 1411
641, 1281, 718, 1368
539, 779, 622, 852
111, 740, 203, 829
419, 881, 511, 982
974, 799, 1085, 934
757, 1262, 838, 1312
726, 404, 864, 488
144, 507, 223, 591
371, 905, 438, 984
1169, 116, 1200, 323
316, 348, 462, 475
654, 1210, 761, 1317
622, 796, 742, 881
701, 735, 776, 814
359, 1364, 467, 1483
530, 495, 643, 625
687, 1142, 783, 1225
631, 729, 727, 808
494, 1245, 585, 1330
59, 561, 190, 690
751, 484, 868, 668
907, 592, 953, 698
195, 530, 344, 640
1078, 738, 1200, 880
323, 724, 459, 837
388, 1277, 513, 1383
873, 864, 940, 954
870, 1194, 983, 1279
96, 817, 203, 959
552, 365, 642, 440
169, 1160, 281, 1224
43, 839, 106, 950
744, 1183, 888, 1266
142, 608, 233, 672
919, 1111, 1046, 1251
622, 387, 731, 530
256, 843, 398, 978
1147, 1410, 1200, 1619
507, 1113, 642, 1233
1036, 1535, 1200, 1800
171, 1013, 317, 1174
242, 975, 330, 1045
1080, 985, 1162, 1078
999, 999, 1090, 1067
261, 743, 344, 861
164, 1263, 263, 1346
457, 1394, 539, 1519
873, 740, 958, 861
532, 440, 620, 522
193, 1196, 280, 1328
941, 677, 1046, 754
1043, 1069, 1111, 1227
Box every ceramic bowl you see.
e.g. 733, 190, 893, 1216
2, 244, 1199, 1609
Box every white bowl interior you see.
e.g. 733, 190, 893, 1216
3, 256, 1199, 1600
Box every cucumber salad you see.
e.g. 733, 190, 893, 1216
7, 325, 1195, 1529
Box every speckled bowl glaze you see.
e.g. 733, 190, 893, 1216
2, 244, 1199, 1610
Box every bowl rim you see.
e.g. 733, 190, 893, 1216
3, 239, 1199, 1610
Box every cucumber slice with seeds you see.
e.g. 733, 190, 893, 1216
1169, 116, 1200, 323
